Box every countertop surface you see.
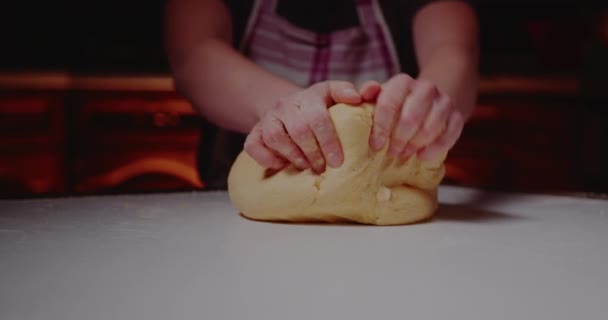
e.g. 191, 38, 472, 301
1, 186, 607, 320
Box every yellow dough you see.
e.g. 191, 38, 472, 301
227, 103, 446, 225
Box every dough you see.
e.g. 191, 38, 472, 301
227, 103, 446, 225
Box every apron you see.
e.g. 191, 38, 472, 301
198, 0, 401, 189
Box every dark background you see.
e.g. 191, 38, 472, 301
1, 1, 604, 75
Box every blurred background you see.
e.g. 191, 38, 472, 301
0, 0, 606, 198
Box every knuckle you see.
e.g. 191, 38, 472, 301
308, 112, 330, 132
310, 81, 328, 92
272, 98, 291, 113
437, 105, 452, 120
362, 80, 379, 88
452, 112, 465, 127
261, 135, 276, 147
416, 80, 439, 97
434, 100, 453, 119
436, 135, 450, 147
331, 80, 350, 88
263, 128, 286, 146
447, 113, 464, 136
275, 97, 289, 107
416, 128, 436, 144
266, 123, 283, 138
394, 73, 413, 83
441, 95, 453, 108
399, 114, 418, 128
243, 137, 257, 153
418, 125, 434, 138
290, 123, 311, 142
415, 79, 432, 89
380, 96, 402, 115
437, 137, 452, 149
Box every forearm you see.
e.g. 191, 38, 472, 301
164, 0, 300, 133
412, 0, 479, 121
417, 44, 479, 120
170, 39, 300, 133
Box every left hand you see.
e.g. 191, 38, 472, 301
360, 73, 464, 162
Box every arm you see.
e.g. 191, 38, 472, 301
163, 0, 300, 133
165, 0, 368, 171
413, 0, 480, 120
367, 0, 479, 161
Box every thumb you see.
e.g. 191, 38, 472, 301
314, 81, 362, 106
359, 80, 382, 102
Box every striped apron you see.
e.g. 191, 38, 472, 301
198, 0, 400, 189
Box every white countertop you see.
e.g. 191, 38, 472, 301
1, 186, 607, 320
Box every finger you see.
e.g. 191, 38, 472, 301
399, 143, 418, 160
324, 81, 362, 105
280, 107, 324, 170
358, 80, 381, 102
261, 115, 309, 170
417, 111, 464, 162
244, 124, 286, 169
388, 80, 437, 156
370, 73, 414, 151
408, 93, 451, 149
298, 94, 343, 171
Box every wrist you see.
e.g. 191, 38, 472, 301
252, 84, 301, 122
417, 48, 479, 121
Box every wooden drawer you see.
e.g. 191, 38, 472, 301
69, 91, 204, 194
468, 99, 577, 150
446, 95, 581, 192
0, 91, 66, 196
71, 92, 201, 149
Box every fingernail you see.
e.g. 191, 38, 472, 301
327, 151, 342, 167
313, 159, 325, 173
343, 87, 358, 96
295, 158, 308, 169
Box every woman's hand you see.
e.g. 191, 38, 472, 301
362, 73, 465, 162
245, 80, 377, 173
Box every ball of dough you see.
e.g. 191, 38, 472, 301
227, 103, 446, 225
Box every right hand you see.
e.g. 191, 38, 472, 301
244, 80, 380, 173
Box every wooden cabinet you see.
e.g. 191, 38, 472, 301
0, 91, 67, 196
0, 74, 606, 197
0, 75, 205, 198
445, 98, 580, 192
68, 91, 204, 194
